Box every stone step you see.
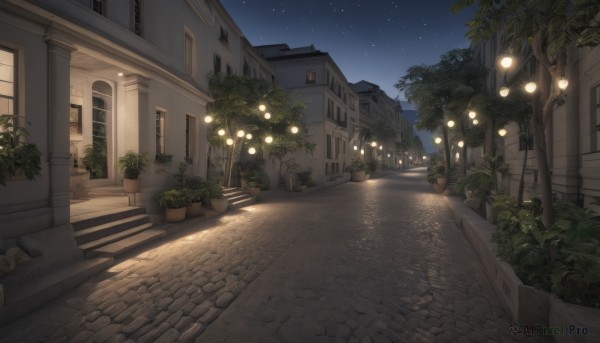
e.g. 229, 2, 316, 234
87, 186, 126, 198
223, 189, 245, 197
227, 194, 253, 203
229, 197, 256, 210
78, 223, 153, 252
72, 206, 146, 231
74, 214, 150, 245
87, 229, 166, 258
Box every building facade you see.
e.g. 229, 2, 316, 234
255, 44, 360, 185
473, 33, 600, 209
0, 0, 265, 275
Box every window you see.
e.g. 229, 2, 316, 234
326, 134, 332, 159
219, 26, 229, 44
336, 107, 340, 121
327, 98, 334, 119
306, 70, 316, 84
185, 115, 195, 163
132, 0, 143, 36
156, 110, 165, 155
92, 0, 106, 15
335, 137, 340, 159
226, 64, 232, 76
243, 59, 250, 76
70, 104, 82, 135
593, 85, 600, 151
184, 31, 194, 75
91, 81, 112, 179
0, 47, 15, 118
214, 54, 221, 75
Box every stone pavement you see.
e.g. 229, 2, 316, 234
0, 168, 547, 342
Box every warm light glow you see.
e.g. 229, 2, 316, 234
473, 119, 479, 125
291, 126, 299, 134
248, 147, 256, 155
265, 136, 273, 144
117, 72, 124, 77
360, 149, 364, 155
458, 140, 464, 148
468, 111, 477, 119
204, 115, 213, 123
455, 152, 460, 159
370, 141, 377, 147
399, 160, 403, 164
246, 133, 253, 140
379, 145, 383, 150
217, 129, 225, 136
226, 138, 233, 145
237, 130, 245, 137
500, 56, 513, 69
447, 120, 455, 128
387, 153, 391, 157
423, 156, 428, 160
353, 145, 358, 151
258, 104, 266, 112
409, 156, 413, 160
434, 137, 442, 144
264, 112, 271, 119
499, 87, 510, 97
525, 82, 537, 93
498, 128, 507, 137
558, 78, 569, 90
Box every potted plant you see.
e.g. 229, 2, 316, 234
117, 151, 149, 193
205, 180, 228, 212
82, 141, 108, 179
157, 188, 189, 222
349, 157, 368, 182
0, 115, 42, 186
183, 187, 207, 217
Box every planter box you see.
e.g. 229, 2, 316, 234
165, 207, 186, 223
351, 170, 365, 182
444, 196, 600, 341
186, 202, 205, 217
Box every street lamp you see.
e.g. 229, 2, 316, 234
472, 119, 479, 125
245, 133, 253, 140
360, 149, 364, 155
370, 141, 377, 147
558, 78, 569, 90
226, 138, 234, 145
499, 86, 510, 97
525, 81, 537, 93
290, 126, 299, 134
468, 111, 477, 119
447, 120, 455, 128
264, 112, 271, 119
258, 104, 266, 112
434, 137, 442, 144
498, 128, 507, 137
353, 145, 358, 151
248, 147, 256, 155
217, 129, 225, 136
237, 130, 245, 138
458, 140, 464, 148
204, 115, 213, 123
265, 136, 273, 144
500, 55, 513, 69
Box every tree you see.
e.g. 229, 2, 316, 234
207, 75, 313, 187
452, 0, 600, 228
396, 49, 487, 182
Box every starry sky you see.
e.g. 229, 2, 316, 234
220, 0, 474, 101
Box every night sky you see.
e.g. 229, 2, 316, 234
220, 0, 474, 101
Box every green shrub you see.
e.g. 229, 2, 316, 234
157, 188, 189, 209
493, 196, 600, 307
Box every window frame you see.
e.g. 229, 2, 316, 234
156, 109, 166, 156
132, 0, 143, 36
0, 46, 16, 119
184, 29, 195, 75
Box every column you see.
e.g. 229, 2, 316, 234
45, 36, 75, 226
123, 74, 149, 153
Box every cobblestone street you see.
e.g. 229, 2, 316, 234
0, 169, 543, 342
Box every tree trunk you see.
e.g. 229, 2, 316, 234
531, 66, 554, 228
441, 125, 451, 184
518, 141, 528, 204
484, 116, 495, 157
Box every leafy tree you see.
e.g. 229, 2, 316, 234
207, 75, 313, 186
396, 49, 487, 182
452, 0, 600, 228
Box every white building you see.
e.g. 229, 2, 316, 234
0, 0, 268, 302
255, 44, 360, 185
473, 33, 600, 208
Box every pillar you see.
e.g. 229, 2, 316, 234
122, 74, 149, 153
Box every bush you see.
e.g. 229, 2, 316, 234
157, 188, 189, 209
493, 196, 600, 307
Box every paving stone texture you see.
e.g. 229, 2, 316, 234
0, 169, 548, 342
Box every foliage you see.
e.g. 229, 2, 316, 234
0, 115, 42, 186
456, 154, 508, 199
243, 170, 271, 190
204, 180, 223, 199
367, 160, 378, 173
155, 153, 173, 166
347, 157, 370, 172
157, 188, 190, 209
82, 141, 107, 179
493, 196, 600, 307
117, 151, 149, 179
207, 75, 314, 186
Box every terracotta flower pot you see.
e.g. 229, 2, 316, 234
351, 170, 366, 182
165, 207, 186, 223
186, 202, 205, 217
123, 178, 140, 193
211, 198, 229, 212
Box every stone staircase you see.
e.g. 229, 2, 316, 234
87, 185, 126, 198
72, 207, 165, 258
223, 187, 256, 210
